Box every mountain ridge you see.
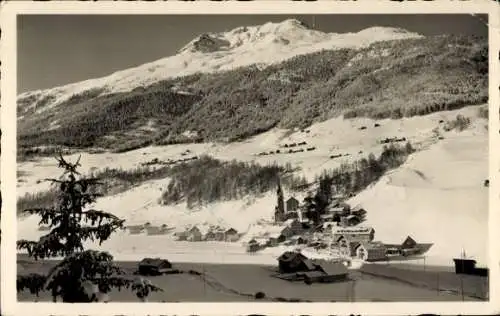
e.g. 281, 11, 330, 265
18, 19, 424, 114
17, 32, 487, 156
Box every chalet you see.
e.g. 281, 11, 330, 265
329, 205, 350, 217
204, 229, 225, 241
333, 226, 375, 243
278, 251, 316, 273
353, 242, 387, 262
351, 205, 367, 218
175, 231, 188, 241
402, 236, 417, 249
340, 215, 361, 227
383, 236, 433, 257
225, 228, 240, 242
145, 224, 169, 236
187, 226, 203, 242
137, 258, 172, 276
286, 197, 300, 213
246, 239, 263, 253
268, 232, 286, 246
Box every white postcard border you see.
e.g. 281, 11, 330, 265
1, 1, 499, 315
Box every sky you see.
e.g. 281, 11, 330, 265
17, 14, 488, 93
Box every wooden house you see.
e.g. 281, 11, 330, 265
225, 228, 240, 242
268, 232, 287, 246
286, 197, 300, 213
340, 214, 361, 227
145, 224, 169, 236
278, 251, 316, 273
246, 239, 263, 253
353, 242, 387, 262
187, 226, 203, 242
175, 231, 188, 241
333, 226, 375, 243
137, 258, 172, 276
126, 225, 145, 235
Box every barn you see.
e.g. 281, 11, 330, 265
137, 258, 172, 276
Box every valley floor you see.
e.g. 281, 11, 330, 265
16, 256, 487, 302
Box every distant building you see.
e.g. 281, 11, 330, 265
268, 231, 287, 246
187, 226, 203, 242
225, 228, 240, 242
333, 226, 375, 243
353, 242, 387, 262
246, 239, 262, 253
278, 251, 316, 273
286, 197, 300, 213
145, 224, 169, 236
137, 258, 172, 276
340, 214, 361, 227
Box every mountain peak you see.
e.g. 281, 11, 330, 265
178, 19, 316, 54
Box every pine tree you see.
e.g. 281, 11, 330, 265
16, 154, 162, 302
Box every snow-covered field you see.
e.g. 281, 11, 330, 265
18, 20, 423, 115
17, 105, 489, 267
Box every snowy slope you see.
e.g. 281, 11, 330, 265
348, 130, 488, 267
18, 19, 423, 114
17, 106, 488, 266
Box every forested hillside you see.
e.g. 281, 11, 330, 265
18, 34, 487, 155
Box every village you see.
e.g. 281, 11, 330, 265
112, 177, 433, 272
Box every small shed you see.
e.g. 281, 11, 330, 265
286, 197, 300, 213
137, 258, 172, 276
225, 228, 240, 242
354, 242, 387, 262
187, 226, 203, 242
278, 251, 317, 273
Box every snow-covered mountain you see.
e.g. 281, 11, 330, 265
18, 19, 423, 114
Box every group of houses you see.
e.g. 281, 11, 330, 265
257, 145, 317, 157
140, 155, 198, 167
274, 251, 349, 284
379, 136, 407, 145
175, 225, 241, 242
124, 223, 171, 235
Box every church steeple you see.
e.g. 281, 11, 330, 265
274, 177, 285, 223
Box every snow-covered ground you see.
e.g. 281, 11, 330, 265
18, 19, 423, 115
17, 105, 489, 267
